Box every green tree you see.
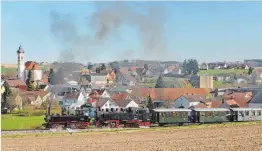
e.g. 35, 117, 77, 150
155, 74, 165, 88
26, 70, 34, 91
182, 59, 199, 75
48, 68, 54, 84
147, 95, 154, 110
248, 67, 253, 75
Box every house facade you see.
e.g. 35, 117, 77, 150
174, 94, 207, 108
61, 92, 85, 109
23, 61, 42, 83
90, 73, 108, 86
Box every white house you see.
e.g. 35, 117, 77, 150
61, 92, 85, 109
248, 88, 262, 108
98, 97, 139, 112
23, 61, 42, 82
174, 94, 207, 108
98, 98, 120, 112
90, 73, 108, 86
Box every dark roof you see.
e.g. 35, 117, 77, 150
98, 98, 110, 107
17, 45, 25, 53
63, 92, 81, 100
249, 88, 262, 104
113, 99, 132, 108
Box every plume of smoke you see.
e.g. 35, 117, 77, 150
50, 2, 167, 62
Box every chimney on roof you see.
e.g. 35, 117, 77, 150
191, 93, 194, 95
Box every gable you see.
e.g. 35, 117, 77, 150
249, 88, 262, 104
101, 91, 110, 98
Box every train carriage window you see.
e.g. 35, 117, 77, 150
258, 111, 261, 116
200, 112, 205, 116
205, 112, 211, 117
239, 111, 244, 116
245, 111, 249, 116
214, 111, 219, 116
252, 111, 256, 116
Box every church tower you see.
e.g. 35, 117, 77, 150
17, 45, 25, 80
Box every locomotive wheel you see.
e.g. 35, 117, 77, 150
71, 124, 77, 129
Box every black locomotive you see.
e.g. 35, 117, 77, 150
43, 105, 262, 129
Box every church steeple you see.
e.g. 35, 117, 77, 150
17, 44, 25, 80
17, 44, 25, 53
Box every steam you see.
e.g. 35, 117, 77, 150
50, 2, 167, 62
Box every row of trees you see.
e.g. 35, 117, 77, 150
182, 59, 199, 75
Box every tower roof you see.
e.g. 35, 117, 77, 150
17, 45, 25, 53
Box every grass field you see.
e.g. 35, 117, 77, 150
1, 114, 45, 131
199, 69, 247, 76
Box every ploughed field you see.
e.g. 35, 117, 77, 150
2, 123, 262, 151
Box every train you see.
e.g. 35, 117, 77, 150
43, 105, 262, 129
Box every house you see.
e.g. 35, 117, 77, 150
30, 95, 43, 108
11, 94, 23, 110
97, 98, 120, 112
215, 62, 228, 69
109, 86, 132, 94
163, 65, 182, 75
61, 92, 85, 109
189, 102, 208, 109
220, 99, 240, 108
89, 89, 110, 98
106, 70, 116, 84
90, 73, 108, 86
24, 61, 43, 83
111, 93, 139, 108
248, 88, 262, 108
174, 94, 208, 108
130, 88, 211, 105
4, 80, 27, 92
122, 75, 136, 86
199, 63, 209, 70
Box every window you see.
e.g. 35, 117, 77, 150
252, 111, 256, 116
258, 111, 261, 116
245, 111, 249, 116
214, 112, 219, 116
239, 111, 243, 116
109, 104, 111, 106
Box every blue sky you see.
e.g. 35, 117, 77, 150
2, 1, 262, 64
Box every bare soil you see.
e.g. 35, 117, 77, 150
2, 124, 262, 151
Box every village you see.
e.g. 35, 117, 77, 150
1, 45, 262, 117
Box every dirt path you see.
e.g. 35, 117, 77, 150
2, 124, 262, 151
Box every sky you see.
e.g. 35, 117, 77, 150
1, 1, 262, 64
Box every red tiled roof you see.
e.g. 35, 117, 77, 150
89, 89, 106, 97
130, 88, 211, 101
182, 94, 208, 102
5, 80, 26, 87
223, 92, 251, 108
210, 100, 223, 108
111, 93, 129, 101
193, 103, 207, 108
25, 61, 41, 70
226, 99, 239, 106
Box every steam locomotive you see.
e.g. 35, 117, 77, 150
43, 104, 262, 129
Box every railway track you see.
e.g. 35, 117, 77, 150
2, 126, 151, 135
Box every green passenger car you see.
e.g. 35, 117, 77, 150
191, 108, 231, 123
152, 108, 191, 126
